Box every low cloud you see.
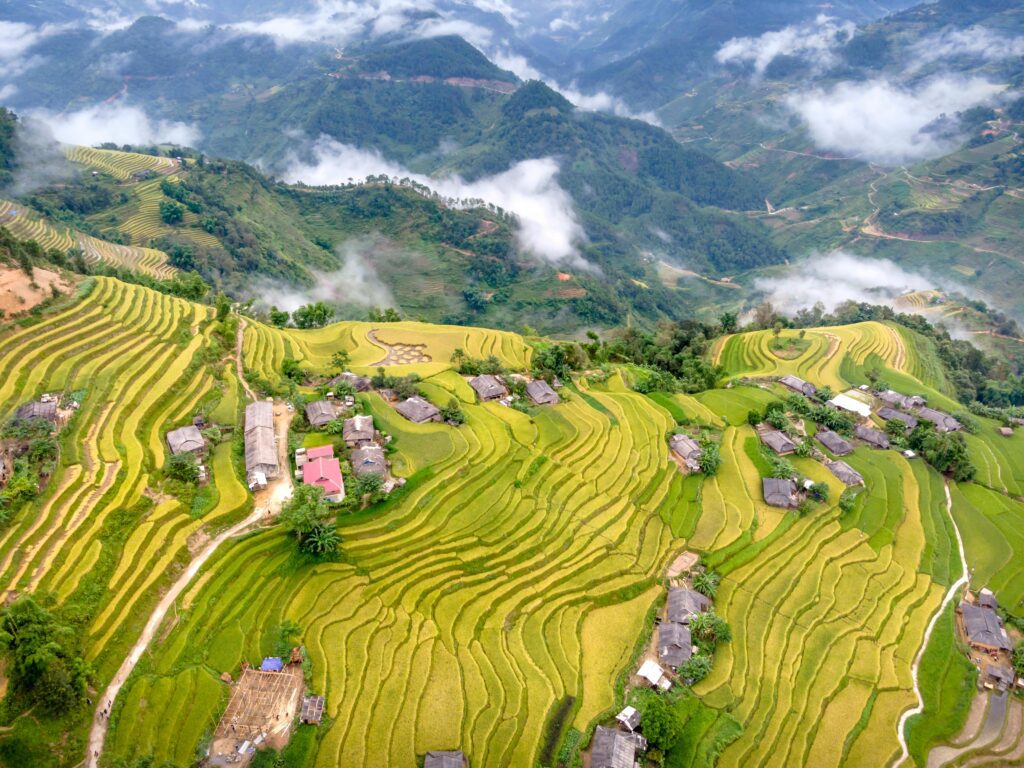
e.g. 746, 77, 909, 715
27, 104, 200, 147
785, 75, 1005, 164
754, 252, 936, 315
282, 137, 589, 268
257, 238, 396, 312
910, 26, 1024, 67
716, 15, 854, 76
9, 117, 74, 194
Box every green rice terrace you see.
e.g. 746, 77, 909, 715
0, 279, 1021, 767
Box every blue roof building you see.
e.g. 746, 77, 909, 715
260, 656, 284, 672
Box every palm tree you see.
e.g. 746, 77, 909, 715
689, 611, 714, 642
692, 570, 719, 598
302, 523, 340, 557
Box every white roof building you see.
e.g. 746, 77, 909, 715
637, 660, 672, 690
827, 393, 872, 419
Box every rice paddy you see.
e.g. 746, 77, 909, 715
64, 146, 179, 181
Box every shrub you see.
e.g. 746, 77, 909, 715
167, 452, 200, 484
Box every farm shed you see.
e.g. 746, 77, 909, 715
526, 379, 560, 405
260, 657, 284, 672
637, 660, 671, 690
760, 430, 796, 456
779, 375, 816, 397
166, 425, 206, 457
591, 726, 646, 768
816, 430, 852, 456
987, 665, 1014, 691
826, 460, 863, 486
667, 588, 711, 624
469, 374, 508, 402
424, 751, 467, 768
670, 434, 702, 470
658, 621, 693, 669
616, 706, 641, 732
916, 407, 961, 432
855, 425, 890, 449
300, 695, 325, 724
351, 445, 387, 477
878, 407, 918, 429
303, 456, 345, 502
343, 415, 375, 447
958, 602, 1011, 651
330, 371, 371, 391
827, 393, 872, 419
244, 402, 279, 480
395, 396, 441, 423
15, 399, 59, 423
305, 400, 336, 429
999, 427, 1014, 437
763, 478, 798, 508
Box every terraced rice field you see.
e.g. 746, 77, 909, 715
0, 198, 174, 278
0, 277, 246, 693
64, 146, 179, 181
243, 318, 532, 383
106, 371, 681, 766
112, 175, 220, 249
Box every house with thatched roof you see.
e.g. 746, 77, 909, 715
659, 622, 693, 669
469, 374, 508, 402
878, 407, 917, 429
958, 602, 1010, 651
855, 425, 890, 449
670, 434, 703, 471
351, 445, 387, 477
779, 375, 816, 397
526, 379, 560, 405
877, 389, 925, 410
342, 415, 375, 448
666, 588, 711, 624
305, 400, 336, 429
244, 402, 278, 481
395, 396, 441, 423
166, 425, 206, 457
760, 429, 796, 456
916, 407, 961, 432
763, 477, 798, 508
424, 751, 467, 768
816, 430, 852, 456
826, 460, 863, 486
591, 726, 646, 768
329, 371, 371, 392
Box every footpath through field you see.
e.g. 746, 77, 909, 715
86, 317, 293, 768
892, 481, 970, 767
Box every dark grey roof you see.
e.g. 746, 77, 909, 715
779, 375, 816, 396
300, 695, 325, 724
15, 400, 58, 421
526, 379, 560, 405
244, 426, 278, 475
666, 588, 711, 624
761, 430, 796, 455
424, 751, 466, 768
329, 372, 370, 391
245, 401, 274, 433
659, 622, 693, 668
591, 726, 636, 768
988, 666, 1014, 686
878, 407, 917, 428
166, 425, 205, 455
305, 400, 336, 428
916, 407, 961, 432
343, 415, 374, 443
855, 425, 890, 449
960, 602, 1010, 649
763, 477, 797, 508
977, 590, 998, 611
826, 460, 863, 486
395, 396, 441, 423
816, 430, 852, 456
469, 374, 507, 401
351, 445, 387, 476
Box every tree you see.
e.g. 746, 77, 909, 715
440, 398, 465, 426
167, 452, 200, 484
886, 418, 908, 439
697, 436, 721, 475
281, 357, 304, 384
269, 306, 290, 327
330, 350, 350, 373
293, 301, 334, 329
159, 200, 184, 225
301, 522, 340, 556
772, 321, 783, 338
692, 570, 719, 598
808, 482, 830, 503
635, 692, 682, 752
1014, 641, 1024, 678
839, 488, 858, 514
677, 654, 712, 683
215, 292, 231, 322
719, 311, 738, 334
280, 485, 330, 546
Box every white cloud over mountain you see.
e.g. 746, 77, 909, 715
716, 15, 855, 76
28, 104, 200, 147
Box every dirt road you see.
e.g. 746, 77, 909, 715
892, 481, 969, 767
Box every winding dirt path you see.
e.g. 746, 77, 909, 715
236, 317, 258, 402
893, 480, 969, 768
